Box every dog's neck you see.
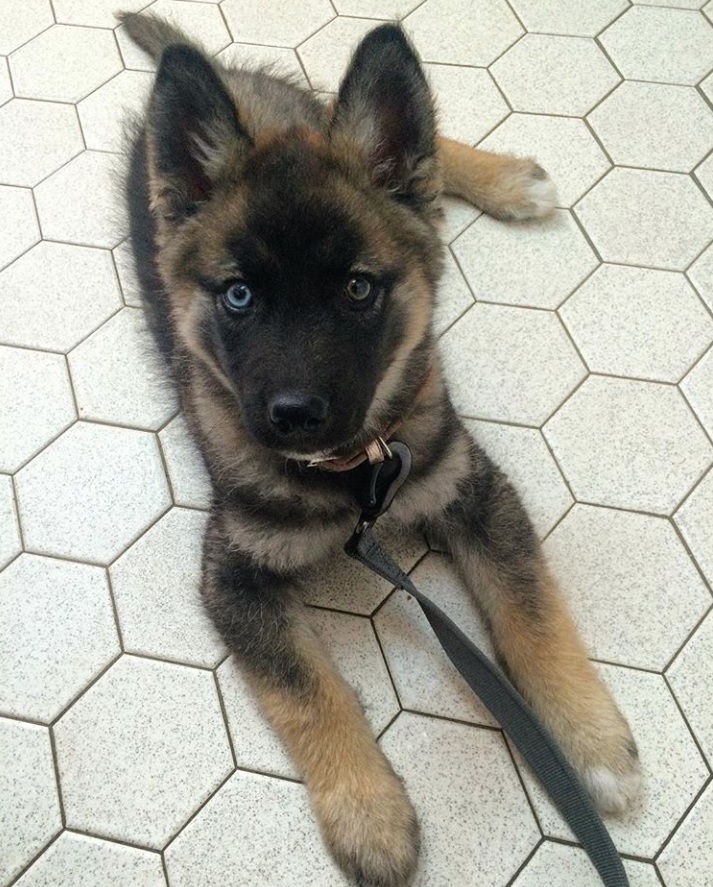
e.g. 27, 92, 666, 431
306, 363, 437, 473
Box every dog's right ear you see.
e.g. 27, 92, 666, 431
146, 45, 252, 221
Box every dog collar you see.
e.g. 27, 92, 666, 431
306, 363, 436, 473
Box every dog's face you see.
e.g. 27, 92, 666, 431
146, 28, 444, 458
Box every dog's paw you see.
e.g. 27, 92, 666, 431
318, 769, 419, 887
491, 157, 558, 222
564, 714, 641, 817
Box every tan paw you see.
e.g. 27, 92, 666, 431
317, 768, 420, 887
487, 156, 558, 222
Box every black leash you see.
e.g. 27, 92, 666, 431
343, 441, 629, 887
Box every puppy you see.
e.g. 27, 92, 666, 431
121, 13, 640, 886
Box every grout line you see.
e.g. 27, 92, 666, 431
503, 838, 545, 887
212, 669, 238, 770
160, 768, 237, 855
654, 773, 712, 862
5, 829, 63, 887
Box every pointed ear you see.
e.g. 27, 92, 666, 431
146, 45, 252, 221
329, 25, 439, 205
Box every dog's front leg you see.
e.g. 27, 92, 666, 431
426, 446, 641, 816
201, 511, 419, 887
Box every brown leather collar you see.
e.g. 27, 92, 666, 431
307, 363, 436, 473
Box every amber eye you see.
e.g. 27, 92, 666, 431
345, 275, 373, 303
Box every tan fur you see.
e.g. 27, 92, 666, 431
253, 615, 419, 885
438, 137, 557, 221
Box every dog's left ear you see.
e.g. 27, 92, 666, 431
329, 24, 439, 205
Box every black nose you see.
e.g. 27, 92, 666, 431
268, 393, 329, 435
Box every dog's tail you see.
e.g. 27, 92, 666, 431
117, 11, 197, 59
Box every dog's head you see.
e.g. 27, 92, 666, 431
145, 25, 444, 459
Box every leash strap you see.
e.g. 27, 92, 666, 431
343, 444, 629, 887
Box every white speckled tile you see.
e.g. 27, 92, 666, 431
0, 718, 61, 886
15, 422, 171, 565
543, 504, 711, 670
165, 772, 350, 886
667, 611, 713, 762
54, 655, 233, 848
0, 185, 40, 271
453, 209, 598, 309
510, 841, 660, 887
0, 475, 21, 570
110, 507, 225, 667
674, 467, 713, 586
657, 779, 713, 887
158, 414, 212, 509
15, 831, 167, 887
681, 346, 713, 439
544, 376, 712, 514
0, 554, 120, 722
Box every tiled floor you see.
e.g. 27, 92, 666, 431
1, 0, 712, 885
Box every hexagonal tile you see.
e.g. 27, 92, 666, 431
0, 57, 12, 106
215, 43, 308, 88
441, 303, 586, 424
575, 168, 713, 270
560, 265, 713, 382
0, 475, 21, 570
491, 35, 620, 116
544, 376, 712, 514
0, 554, 120, 722
689, 241, 713, 312
0, 719, 61, 886
116, 0, 230, 71
68, 308, 177, 430
512, 663, 709, 857
600, 5, 713, 84
682, 346, 713, 437
432, 249, 473, 337
78, 70, 154, 153
158, 414, 212, 509
14, 832, 167, 887
424, 64, 507, 146
374, 552, 497, 727
508, 0, 628, 36
701, 68, 713, 102
641, 0, 708, 6
465, 420, 573, 538
222, 0, 333, 48
165, 772, 350, 886
658, 781, 713, 887
404, 0, 523, 66
0, 346, 76, 473
667, 611, 713, 763
54, 655, 233, 848
0, 242, 122, 351
544, 505, 710, 670
216, 657, 297, 780
675, 467, 713, 585
0, 0, 52, 55
11, 25, 122, 103
15, 422, 171, 565
53, 0, 150, 28
380, 712, 540, 884
34, 151, 127, 249
588, 82, 713, 173
0, 186, 39, 271
303, 521, 427, 614
510, 841, 661, 887
298, 17, 379, 93
452, 209, 598, 309
110, 508, 225, 667
478, 115, 609, 207
0, 99, 82, 187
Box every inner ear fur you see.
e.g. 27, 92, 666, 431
146, 44, 252, 221
329, 24, 440, 206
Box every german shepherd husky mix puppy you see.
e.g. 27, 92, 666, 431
121, 12, 640, 886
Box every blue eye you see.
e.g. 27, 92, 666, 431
222, 281, 254, 313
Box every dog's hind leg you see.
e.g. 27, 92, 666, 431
438, 136, 558, 221
426, 439, 641, 817
201, 513, 419, 887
